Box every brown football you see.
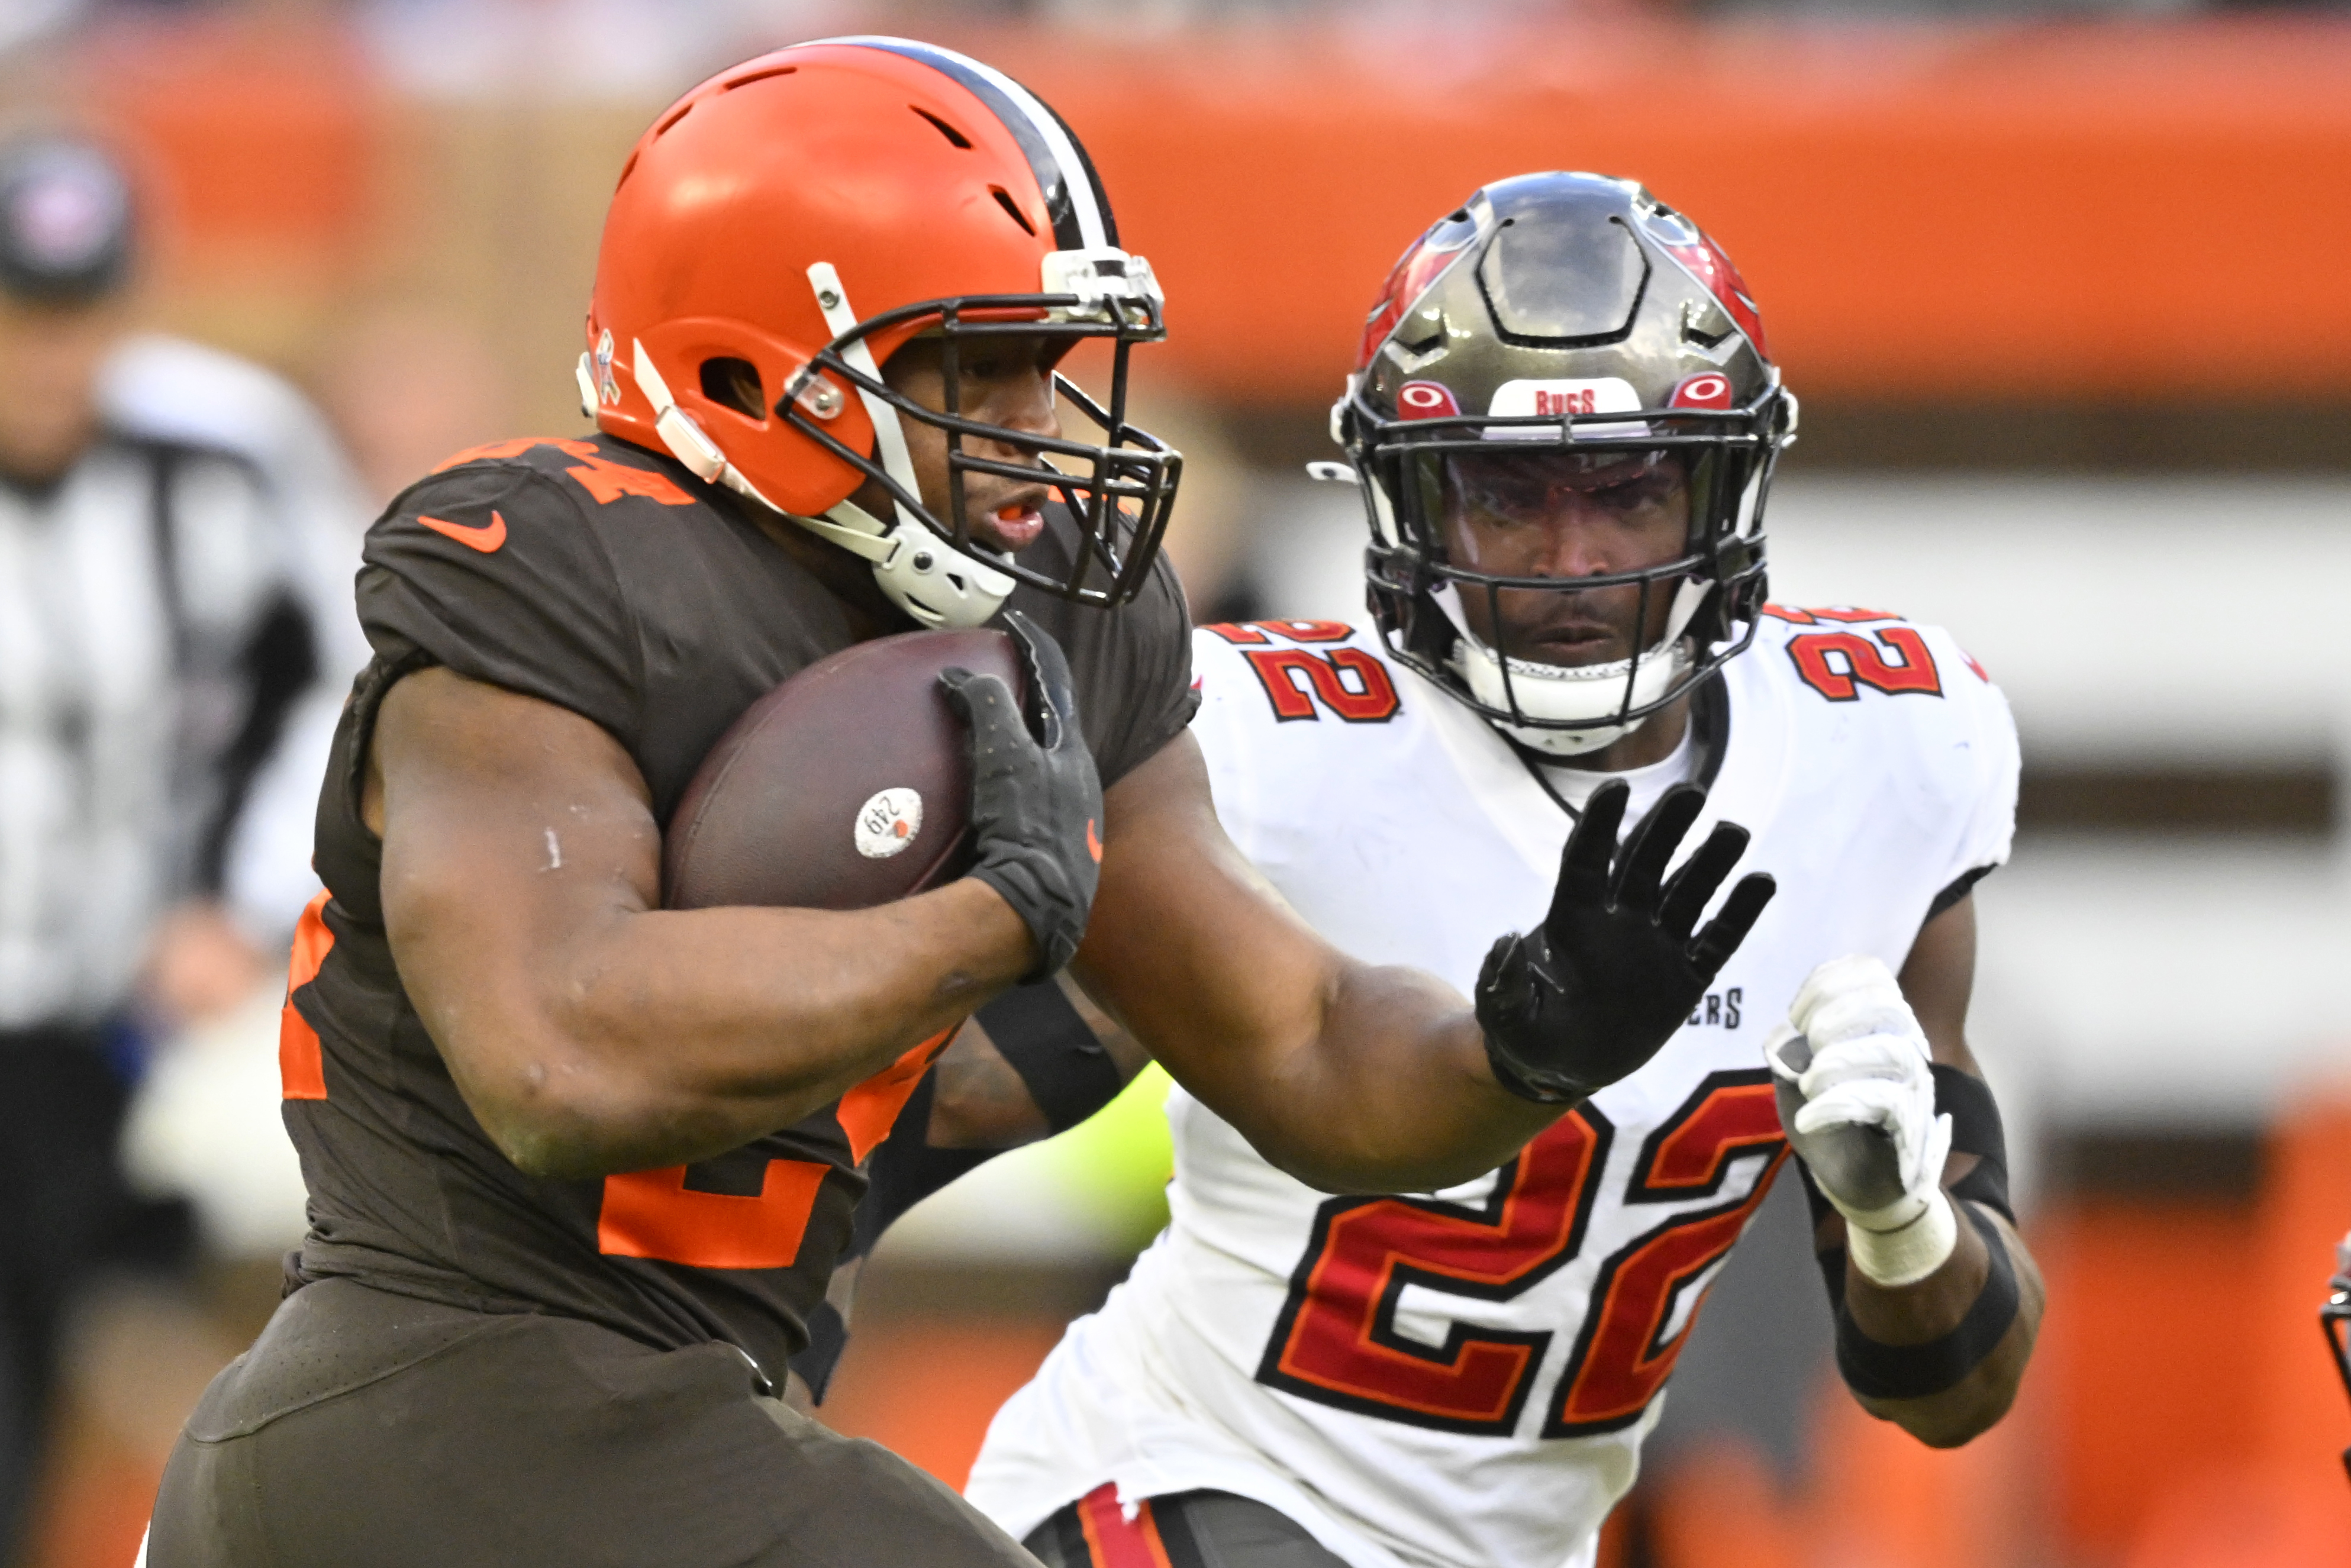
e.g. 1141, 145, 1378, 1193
662, 628, 1023, 912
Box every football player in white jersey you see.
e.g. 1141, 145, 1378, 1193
815, 171, 2046, 1567
943, 172, 2046, 1568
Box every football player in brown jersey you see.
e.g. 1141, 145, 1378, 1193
147, 40, 1776, 1568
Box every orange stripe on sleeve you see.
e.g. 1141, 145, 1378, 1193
278, 891, 333, 1101
834, 1027, 957, 1165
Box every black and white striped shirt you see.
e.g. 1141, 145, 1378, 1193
0, 335, 365, 1029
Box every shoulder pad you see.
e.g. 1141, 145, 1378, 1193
1192, 619, 1402, 725
1757, 604, 1968, 704
427, 435, 698, 508
1195, 618, 1366, 650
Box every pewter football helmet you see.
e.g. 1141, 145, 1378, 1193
1336, 172, 1797, 755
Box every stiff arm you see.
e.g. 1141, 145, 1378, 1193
1070, 730, 1562, 1195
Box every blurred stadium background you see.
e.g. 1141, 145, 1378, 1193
7, 0, 2350, 1564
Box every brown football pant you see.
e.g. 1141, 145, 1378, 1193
147, 1276, 1040, 1567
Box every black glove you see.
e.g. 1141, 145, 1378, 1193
1476, 780, 1777, 1105
938, 611, 1104, 983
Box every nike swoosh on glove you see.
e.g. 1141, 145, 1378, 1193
1766, 954, 1956, 1288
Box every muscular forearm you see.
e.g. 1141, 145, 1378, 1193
1077, 952, 1547, 1198
399, 876, 1031, 1179
1082, 734, 1771, 1198
482, 883, 1025, 1175
1254, 962, 1561, 1195
1784, 931, 2040, 1447
1075, 868, 1551, 1194
1830, 1201, 2044, 1446
1077, 734, 1561, 1194
373, 666, 1038, 1180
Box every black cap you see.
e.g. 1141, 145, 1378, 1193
0, 137, 135, 305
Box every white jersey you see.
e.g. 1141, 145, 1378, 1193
968, 609, 2018, 1568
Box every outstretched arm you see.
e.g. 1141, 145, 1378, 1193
1072, 733, 1541, 1192
1072, 734, 1768, 1194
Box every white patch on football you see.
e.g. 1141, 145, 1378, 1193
853, 787, 924, 860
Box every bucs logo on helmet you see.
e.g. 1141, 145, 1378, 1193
1397, 382, 1461, 420
579, 38, 1181, 629
1669, 372, 1734, 411
1329, 172, 1798, 756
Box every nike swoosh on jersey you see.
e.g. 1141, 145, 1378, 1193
417, 509, 508, 553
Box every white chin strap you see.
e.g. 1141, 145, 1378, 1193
794, 497, 1015, 630
1437, 579, 1708, 757
624, 263, 1017, 631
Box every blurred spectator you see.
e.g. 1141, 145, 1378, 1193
0, 131, 363, 1563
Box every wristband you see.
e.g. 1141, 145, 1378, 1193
1482, 1035, 1586, 1105
1836, 1202, 2021, 1400
977, 982, 1125, 1134
1844, 1189, 1960, 1288
1931, 1063, 2015, 1224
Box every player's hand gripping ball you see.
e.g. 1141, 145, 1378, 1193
660, 625, 1019, 911
662, 612, 1100, 982
1475, 781, 1776, 1105
936, 611, 1104, 982
1765, 955, 1957, 1287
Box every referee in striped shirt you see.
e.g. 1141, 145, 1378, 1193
0, 133, 353, 1560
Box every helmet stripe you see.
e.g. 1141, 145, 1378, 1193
821, 37, 1111, 252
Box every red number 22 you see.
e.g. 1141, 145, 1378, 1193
1787, 627, 1942, 702
1256, 1072, 1786, 1437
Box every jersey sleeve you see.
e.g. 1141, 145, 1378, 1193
1081, 550, 1198, 789
355, 462, 643, 749
1183, 627, 1261, 849
1928, 625, 2020, 901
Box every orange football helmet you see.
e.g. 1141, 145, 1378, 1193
582, 37, 1178, 628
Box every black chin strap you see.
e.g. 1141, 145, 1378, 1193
1501, 670, 1730, 825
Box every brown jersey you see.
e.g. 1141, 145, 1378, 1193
279, 434, 1193, 1381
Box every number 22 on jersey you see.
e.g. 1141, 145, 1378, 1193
1256, 1071, 1786, 1437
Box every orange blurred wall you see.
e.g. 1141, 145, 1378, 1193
984, 18, 2351, 405
66, 14, 2351, 420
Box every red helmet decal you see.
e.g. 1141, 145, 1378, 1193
1669, 372, 1734, 410
1656, 234, 1769, 360
1397, 380, 1462, 420
1356, 227, 1475, 372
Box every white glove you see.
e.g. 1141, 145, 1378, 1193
1766, 954, 1956, 1288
